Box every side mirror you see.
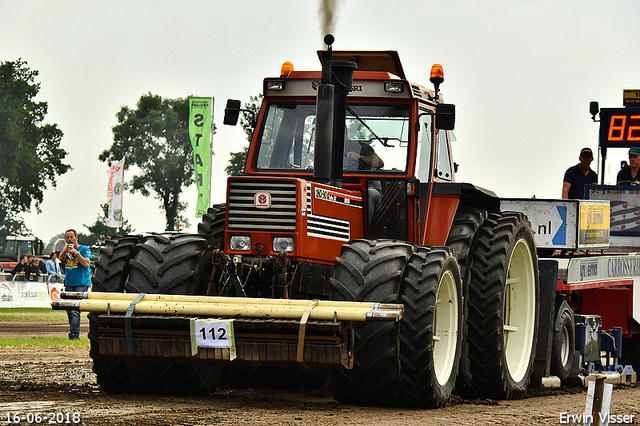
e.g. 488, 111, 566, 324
223, 99, 242, 126
436, 103, 455, 131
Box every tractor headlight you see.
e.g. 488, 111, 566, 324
273, 237, 294, 253
229, 235, 251, 251
384, 81, 404, 93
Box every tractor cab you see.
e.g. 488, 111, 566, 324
224, 41, 458, 248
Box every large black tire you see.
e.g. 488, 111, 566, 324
91, 235, 141, 292
466, 212, 539, 400
328, 239, 414, 406
89, 235, 141, 393
444, 206, 487, 396
550, 301, 575, 382
123, 233, 221, 395
198, 204, 226, 249
197, 203, 226, 296
88, 313, 132, 394
399, 246, 463, 408
124, 233, 212, 295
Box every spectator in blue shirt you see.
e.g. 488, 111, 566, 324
60, 229, 92, 340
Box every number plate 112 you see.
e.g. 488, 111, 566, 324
190, 319, 236, 359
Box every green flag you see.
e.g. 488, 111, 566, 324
188, 97, 213, 217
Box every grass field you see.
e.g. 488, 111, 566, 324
0, 307, 88, 321
0, 336, 89, 348
0, 308, 89, 348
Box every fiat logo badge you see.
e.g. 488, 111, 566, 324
254, 192, 271, 209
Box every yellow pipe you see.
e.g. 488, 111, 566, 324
61, 299, 398, 322
65, 291, 402, 311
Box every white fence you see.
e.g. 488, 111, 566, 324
0, 273, 66, 308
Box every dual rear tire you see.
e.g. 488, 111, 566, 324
446, 209, 539, 400
464, 212, 539, 399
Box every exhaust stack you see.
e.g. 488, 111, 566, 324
313, 35, 357, 188
313, 34, 335, 183
328, 60, 357, 188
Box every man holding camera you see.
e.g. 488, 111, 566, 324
60, 229, 92, 340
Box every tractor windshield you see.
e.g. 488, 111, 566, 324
255, 102, 410, 172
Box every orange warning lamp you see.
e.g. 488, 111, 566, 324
430, 63, 444, 100
430, 63, 444, 83
280, 61, 294, 77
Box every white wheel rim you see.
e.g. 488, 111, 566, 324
560, 323, 570, 368
433, 269, 459, 386
503, 238, 536, 383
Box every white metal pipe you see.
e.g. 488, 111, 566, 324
53, 298, 402, 322
61, 291, 403, 311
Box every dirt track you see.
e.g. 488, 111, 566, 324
1, 322, 639, 425
0, 320, 88, 338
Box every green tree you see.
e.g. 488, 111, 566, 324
225, 145, 249, 176
225, 94, 262, 176
99, 93, 208, 231
0, 59, 70, 238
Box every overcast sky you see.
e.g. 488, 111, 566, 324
1, 0, 639, 245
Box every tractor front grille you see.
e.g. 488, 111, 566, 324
227, 179, 297, 232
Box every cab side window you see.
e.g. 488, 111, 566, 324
415, 113, 432, 181
435, 129, 452, 181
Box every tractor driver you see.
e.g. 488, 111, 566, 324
343, 137, 384, 171
343, 132, 384, 223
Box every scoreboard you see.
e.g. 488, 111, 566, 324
599, 107, 640, 148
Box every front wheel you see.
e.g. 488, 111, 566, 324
328, 239, 414, 406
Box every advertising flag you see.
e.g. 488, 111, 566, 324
188, 97, 213, 217
106, 157, 125, 228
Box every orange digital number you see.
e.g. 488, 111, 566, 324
608, 115, 626, 141
628, 115, 640, 141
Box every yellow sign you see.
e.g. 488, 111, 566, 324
579, 203, 610, 245
623, 89, 640, 106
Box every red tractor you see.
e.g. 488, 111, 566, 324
71, 36, 539, 408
